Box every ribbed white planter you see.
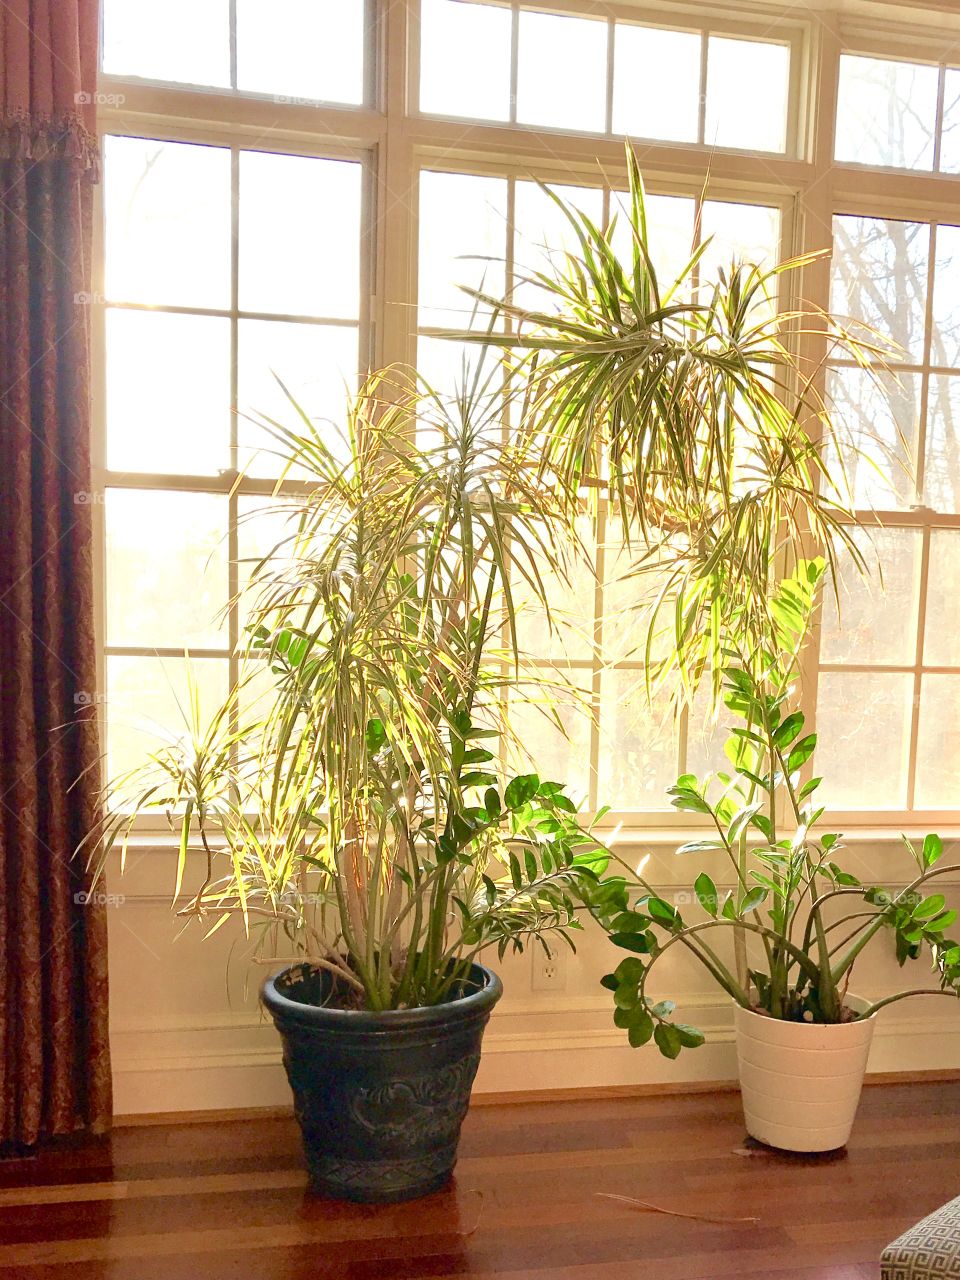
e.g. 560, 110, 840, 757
734, 995, 877, 1152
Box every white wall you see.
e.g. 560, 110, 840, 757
107, 833, 960, 1115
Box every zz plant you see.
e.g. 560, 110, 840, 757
601, 559, 960, 1057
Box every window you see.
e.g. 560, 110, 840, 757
818, 210, 960, 814
417, 2, 794, 154
102, 0, 366, 104
99, 133, 366, 780
416, 169, 781, 812
836, 54, 947, 171
96, 1, 960, 825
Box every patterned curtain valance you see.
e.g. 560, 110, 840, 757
0, 0, 99, 175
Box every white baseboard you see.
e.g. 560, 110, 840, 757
110, 997, 960, 1115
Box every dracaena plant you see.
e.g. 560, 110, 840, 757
598, 559, 960, 1058
81, 368, 625, 1010
461, 145, 877, 698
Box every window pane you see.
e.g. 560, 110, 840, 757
106, 656, 229, 785
612, 25, 700, 143
699, 200, 781, 322
508, 672, 594, 805
601, 546, 674, 667
516, 10, 607, 133
816, 672, 913, 809
700, 200, 781, 278
924, 531, 960, 666
236, 0, 364, 105
820, 527, 921, 665
105, 310, 231, 476
239, 152, 361, 318
931, 225, 960, 368
835, 55, 939, 170
418, 171, 508, 327
684, 681, 728, 782
416, 335, 504, 406
415, 335, 507, 451
237, 496, 301, 605
939, 68, 960, 174
237, 320, 359, 475
105, 490, 229, 648
104, 137, 231, 310
924, 375, 960, 511
420, 0, 512, 122
704, 37, 789, 152
609, 191, 697, 288
825, 368, 919, 510
513, 519, 596, 664
102, 0, 230, 87
831, 215, 929, 362
598, 671, 677, 809
513, 181, 604, 312
916, 676, 960, 807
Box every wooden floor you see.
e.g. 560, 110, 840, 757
0, 1082, 956, 1278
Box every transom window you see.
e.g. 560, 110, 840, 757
418, 0, 793, 153
836, 52, 960, 172
101, 0, 367, 104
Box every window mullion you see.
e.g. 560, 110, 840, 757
906, 526, 933, 810
228, 0, 238, 91
604, 18, 615, 136
374, 0, 416, 373
795, 13, 840, 772
591, 504, 607, 814
509, 3, 519, 126
696, 31, 708, 145
933, 62, 947, 173
228, 146, 241, 751
915, 221, 940, 504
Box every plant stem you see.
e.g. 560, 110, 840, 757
830, 864, 960, 985
860, 988, 960, 1018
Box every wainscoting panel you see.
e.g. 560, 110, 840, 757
106, 836, 960, 1115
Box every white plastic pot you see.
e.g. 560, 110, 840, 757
734, 995, 877, 1152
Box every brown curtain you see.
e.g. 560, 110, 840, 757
0, 0, 111, 1145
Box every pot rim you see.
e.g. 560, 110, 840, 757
734, 992, 877, 1025
261, 959, 503, 1030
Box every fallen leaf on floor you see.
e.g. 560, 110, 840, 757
596, 1191, 760, 1226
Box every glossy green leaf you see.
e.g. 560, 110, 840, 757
695, 871, 718, 918
653, 1023, 682, 1059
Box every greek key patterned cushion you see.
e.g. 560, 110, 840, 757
882, 1196, 960, 1279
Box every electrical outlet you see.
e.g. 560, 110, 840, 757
531, 945, 567, 991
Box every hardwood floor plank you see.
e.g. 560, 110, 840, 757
0, 1082, 956, 1277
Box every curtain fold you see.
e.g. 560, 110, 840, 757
0, 0, 111, 1146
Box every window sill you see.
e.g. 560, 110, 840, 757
110, 821, 960, 854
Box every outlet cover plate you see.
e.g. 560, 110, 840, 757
531, 945, 567, 991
